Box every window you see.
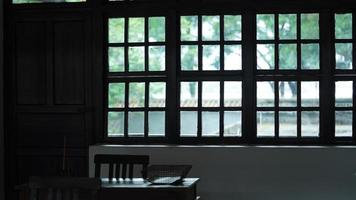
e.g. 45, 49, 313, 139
105, 9, 355, 145
107, 16, 167, 139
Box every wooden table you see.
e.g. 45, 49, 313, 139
100, 178, 200, 200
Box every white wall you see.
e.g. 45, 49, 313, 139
89, 145, 356, 200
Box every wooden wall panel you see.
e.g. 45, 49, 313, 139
16, 113, 87, 148
54, 20, 85, 105
15, 22, 47, 105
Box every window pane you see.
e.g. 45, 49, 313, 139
279, 111, 297, 137
108, 112, 124, 137
13, 0, 85, 3
149, 111, 165, 136
301, 14, 319, 39
181, 45, 198, 71
335, 43, 353, 70
224, 111, 242, 137
109, 18, 124, 43
335, 111, 353, 137
279, 14, 297, 40
257, 44, 275, 70
149, 17, 165, 42
180, 111, 197, 137
257, 14, 275, 40
202, 16, 220, 41
257, 81, 275, 107
128, 112, 144, 137
279, 44, 297, 70
128, 47, 145, 72
202, 81, 220, 107
203, 45, 220, 71
301, 111, 319, 137
108, 83, 125, 108
301, 81, 319, 107
279, 81, 297, 107
180, 82, 198, 107
129, 82, 145, 108
224, 81, 242, 107
335, 13, 353, 39
149, 82, 166, 107
149, 46, 165, 71
224, 45, 242, 70
202, 111, 220, 137
257, 111, 275, 137
224, 15, 241, 41
109, 47, 125, 72
335, 81, 353, 107
301, 44, 320, 70
129, 18, 144, 43
181, 16, 198, 41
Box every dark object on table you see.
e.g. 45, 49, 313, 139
18, 176, 101, 200
146, 165, 192, 185
94, 154, 149, 181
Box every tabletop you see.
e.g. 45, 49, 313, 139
100, 178, 200, 189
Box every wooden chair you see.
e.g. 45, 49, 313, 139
26, 176, 101, 200
94, 154, 149, 181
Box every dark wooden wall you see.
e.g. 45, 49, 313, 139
5, 9, 93, 200
0, 0, 4, 198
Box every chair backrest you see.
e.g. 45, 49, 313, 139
94, 154, 149, 180
28, 177, 101, 200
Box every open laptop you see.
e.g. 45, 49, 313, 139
146, 165, 192, 185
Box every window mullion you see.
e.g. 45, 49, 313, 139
319, 11, 334, 144
242, 12, 256, 144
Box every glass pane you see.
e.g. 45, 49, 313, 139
108, 112, 124, 137
224, 15, 241, 41
203, 45, 220, 71
301, 14, 319, 39
224, 45, 242, 70
257, 111, 275, 137
301, 111, 319, 137
279, 111, 297, 137
149, 46, 165, 71
149, 17, 165, 42
301, 81, 319, 107
128, 18, 145, 43
109, 18, 124, 43
335, 13, 353, 39
279, 81, 297, 107
279, 44, 297, 70
224, 81, 242, 107
108, 47, 125, 72
224, 111, 242, 137
335, 81, 353, 107
257, 44, 275, 70
129, 82, 145, 108
180, 82, 198, 107
257, 14, 275, 40
13, 0, 85, 3
335, 43, 353, 70
202, 81, 220, 107
202, 16, 220, 41
181, 16, 198, 41
108, 83, 125, 108
128, 112, 144, 137
257, 81, 275, 107
301, 44, 320, 70
180, 111, 197, 137
335, 111, 353, 137
202, 112, 220, 137
279, 14, 297, 40
181, 45, 198, 71
148, 111, 165, 136
149, 82, 166, 108
128, 47, 145, 72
